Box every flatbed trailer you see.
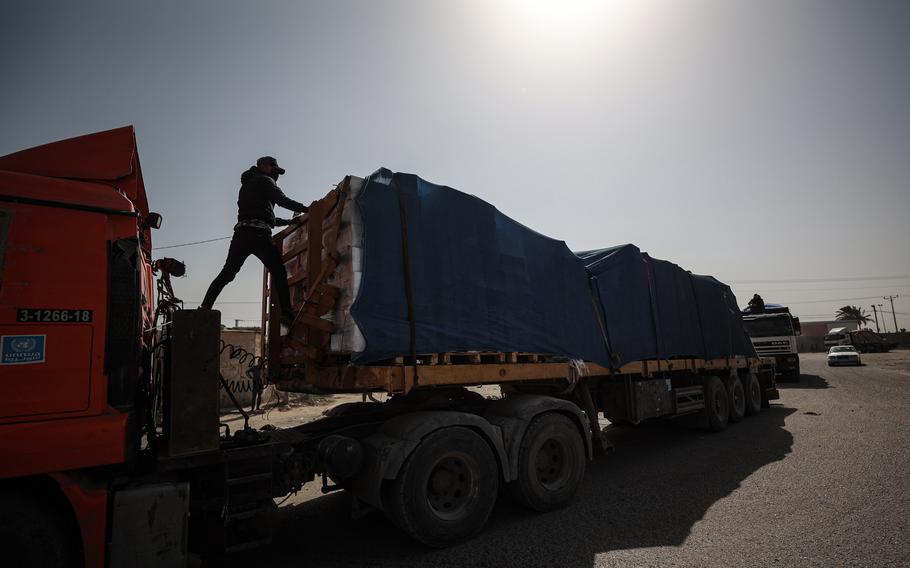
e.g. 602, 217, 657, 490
243, 181, 781, 547
278, 352, 770, 394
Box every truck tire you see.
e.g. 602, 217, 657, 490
743, 372, 762, 416
0, 490, 79, 568
727, 375, 746, 423
703, 375, 730, 432
383, 426, 498, 548
510, 413, 586, 512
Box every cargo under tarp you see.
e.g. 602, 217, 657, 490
327, 168, 756, 367
581, 244, 753, 361
351, 169, 608, 365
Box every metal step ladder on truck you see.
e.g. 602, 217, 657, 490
742, 303, 802, 381
0, 127, 778, 566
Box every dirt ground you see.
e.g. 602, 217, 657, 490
850, 348, 910, 374
219, 391, 365, 430
219, 385, 503, 430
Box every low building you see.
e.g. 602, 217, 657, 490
797, 319, 858, 352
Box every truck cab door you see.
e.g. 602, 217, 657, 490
0, 204, 105, 419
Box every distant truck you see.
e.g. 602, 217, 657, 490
824, 328, 896, 353
742, 303, 802, 381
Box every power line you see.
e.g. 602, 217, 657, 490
777, 295, 891, 305
184, 291, 909, 308
153, 236, 231, 250
729, 274, 910, 284
730, 284, 910, 294
147, 236, 910, 289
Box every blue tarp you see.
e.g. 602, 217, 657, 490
577, 245, 657, 364
646, 254, 707, 359
349, 169, 756, 366
351, 169, 608, 364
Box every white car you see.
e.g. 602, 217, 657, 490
827, 345, 862, 366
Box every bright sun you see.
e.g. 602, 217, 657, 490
494, 0, 656, 55
514, 0, 610, 32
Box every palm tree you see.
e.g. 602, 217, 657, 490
835, 305, 871, 328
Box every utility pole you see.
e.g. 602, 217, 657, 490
878, 304, 887, 332
871, 304, 880, 332
884, 295, 899, 332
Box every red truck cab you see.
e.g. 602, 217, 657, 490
0, 126, 156, 567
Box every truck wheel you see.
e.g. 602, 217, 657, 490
383, 426, 498, 548
0, 491, 78, 568
728, 375, 746, 423
703, 375, 730, 432
743, 372, 762, 416
510, 413, 586, 512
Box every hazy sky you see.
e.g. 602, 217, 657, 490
2, 0, 908, 329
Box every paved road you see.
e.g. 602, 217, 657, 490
227, 352, 910, 568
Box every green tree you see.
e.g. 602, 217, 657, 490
835, 305, 871, 328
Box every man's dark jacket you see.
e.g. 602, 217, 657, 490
237, 167, 308, 228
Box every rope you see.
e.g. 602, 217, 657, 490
587, 274, 616, 369
394, 175, 418, 386
643, 256, 664, 372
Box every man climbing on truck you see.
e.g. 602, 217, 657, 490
201, 156, 308, 330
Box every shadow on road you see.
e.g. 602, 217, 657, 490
777, 373, 830, 389
224, 406, 795, 568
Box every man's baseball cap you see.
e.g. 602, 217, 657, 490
257, 156, 286, 175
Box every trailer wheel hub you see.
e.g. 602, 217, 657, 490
534, 438, 567, 489
427, 455, 475, 520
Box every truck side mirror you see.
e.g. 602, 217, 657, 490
793, 317, 802, 335
154, 257, 186, 277
145, 212, 163, 230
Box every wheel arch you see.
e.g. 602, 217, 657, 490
353, 410, 510, 510
0, 473, 86, 565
